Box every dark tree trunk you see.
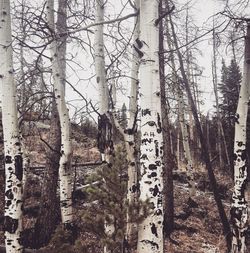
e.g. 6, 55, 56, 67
32, 100, 61, 248
166, 0, 231, 250
159, 0, 174, 237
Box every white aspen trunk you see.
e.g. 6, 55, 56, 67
47, 0, 73, 225
22, 151, 30, 193
231, 25, 250, 253
94, 0, 109, 116
178, 91, 195, 196
94, 0, 110, 164
125, 0, 140, 249
0, 1, 24, 252
137, 1, 164, 252
94, 1, 114, 252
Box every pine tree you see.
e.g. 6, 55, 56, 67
219, 59, 242, 129
218, 59, 242, 167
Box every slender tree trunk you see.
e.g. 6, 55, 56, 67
212, 26, 231, 168
94, 1, 115, 252
137, 1, 164, 252
167, 0, 231, 250
159, 0, 174, 237
165, 12, 194, 196
178, 90, 195, 196
33, 101, 61, 248
47, 0, 73, 226
125, 0, 140, 251
230, 24, 250, 253
0, 1, 24, 252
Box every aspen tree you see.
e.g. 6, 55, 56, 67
94, 1, 115, 252
165, 15, 195, 196
125, 0, 140, 250
47, 0, 73, 225
230, 23, 250, 253
0, 0, 24, 252
159, 0, 174, 236
137, 1, 164, 252
167, 0, 231, 249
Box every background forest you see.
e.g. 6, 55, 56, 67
0, 0, 249, 253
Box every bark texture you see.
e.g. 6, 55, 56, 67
94, 1, 115, 252
159, 0, 174, 236
125, 0, 140, 250
0, 1, 24, 252
137, 1, 164, 252
47, 0, 73, 225
230, 24, 250, 253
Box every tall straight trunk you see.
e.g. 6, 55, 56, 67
95, 0, 112, 162
230, 24, 250, 253
34, 101, 61, 248
0, 1, 24, 252
167, 0, 231, 250
185, 4, 195, 149
212, 27, 231, 168
47, 0, 73, 225
94, 0, 109, 117
178, 91, 195, 196
206, 113, 211, 160
159, 0, 174, 237
19, 0, 29, 198
165, 13, 194, 195
125, 0, 140, 251
94, 1, 114, 252
137, 1, 164, 253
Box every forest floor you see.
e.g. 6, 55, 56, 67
1, 166, 247, 252
0, 121, 249, 252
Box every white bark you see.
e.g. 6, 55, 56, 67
0, 1, 23, 252
137, 1, 164, 252
231, 25, 250, 253
94, 0, 109, 116
47, 0, 73, 224
125, 0, 140, 248
94, 2, 114, 252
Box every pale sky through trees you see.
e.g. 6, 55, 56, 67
63, 0, 246, 121
1, 0, 249, 121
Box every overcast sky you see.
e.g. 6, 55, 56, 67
64, 0, 239, 122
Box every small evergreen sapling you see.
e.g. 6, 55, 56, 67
80, 145, 150, 253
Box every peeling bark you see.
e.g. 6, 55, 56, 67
0, 1, 24, 252
137, 1, 164, 253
